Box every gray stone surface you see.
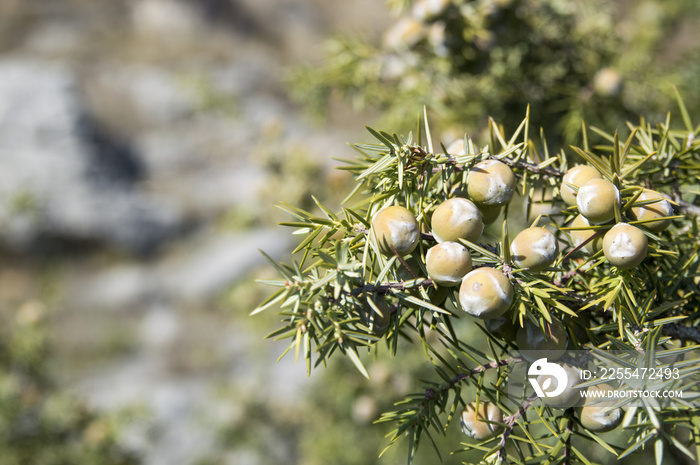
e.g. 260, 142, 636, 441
68, 228, 291, 311
0, 58, 181, 254
0, 1, 390, 464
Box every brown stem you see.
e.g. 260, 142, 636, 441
660, 323, 700, 345
421, 231, 436, 242
448, 356, 524, 388
504, 393, 538, 426
553, 267, 583, 287
674, 198, 700, 218
420, 358, 526, 421
390, 243, 416, 280
498, 392, 539, 460
564, 414, 574, 465
356, 279, 435, 294
560, 228, 606, 262
500, 158, 564, 179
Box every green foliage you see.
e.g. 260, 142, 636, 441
254, 103, 700, 464
289, 0, 700, 143
0, 301, 140, 465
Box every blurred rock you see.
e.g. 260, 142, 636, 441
0, 268, 36, 302
140, 304, 181, 350
161, 228, 290, 302
191, 0, 260, 37
74, 354, 218, 465
131, 0, 203, 38
0, 2, 390, 464
69, 264, 157, 311
97, 66, 196, 127
67, 228, 290, 311
23, 22, 83, 56
0, 58, 181, 254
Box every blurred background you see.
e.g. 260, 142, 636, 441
0, 0, 699, 464
0, 0, 389, 464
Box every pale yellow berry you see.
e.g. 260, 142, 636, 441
631, 189, 674, 232
460, 402, 503, 440
561, 165, 603, 205
569, 214, 603, 255
426, 242, 472, 287
536, 363, 585, 409
371, 206, 420, 257
580, 384, 623, 432
593, 68, 622, 97
453, 186, 501, 223
561, 165, 602, 206
602, 223, 648, 270
445, 138, 467, 156
576, 178, 620, 224
459, 268, 513, 319
467, 160, 516, 206
510, 227, 559, 271
431, 197, 484, 243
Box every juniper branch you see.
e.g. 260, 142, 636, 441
660, 323, 700, 345
446, 356, 525, 388
500, 158, 564, 179
353, 279, 435, 295
423, 357, 525, 408
498, 392, 539, 461
422, 357, 525, 421
564, 414, 575, 465
674, 198, 700, 218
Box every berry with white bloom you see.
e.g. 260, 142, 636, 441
576, 178, 620, 224
459, 267, 513, 319
631, 189, 674, 232
426, 241, 472, 287
467, 159, 516, 206
580, 384, 623, 432
561, 165, 602, 206
460, 402, 503, 440
431, 197, 483, 243
510, 227, 559, 271
602, 223, 648, 270
371, 206, 420, 257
